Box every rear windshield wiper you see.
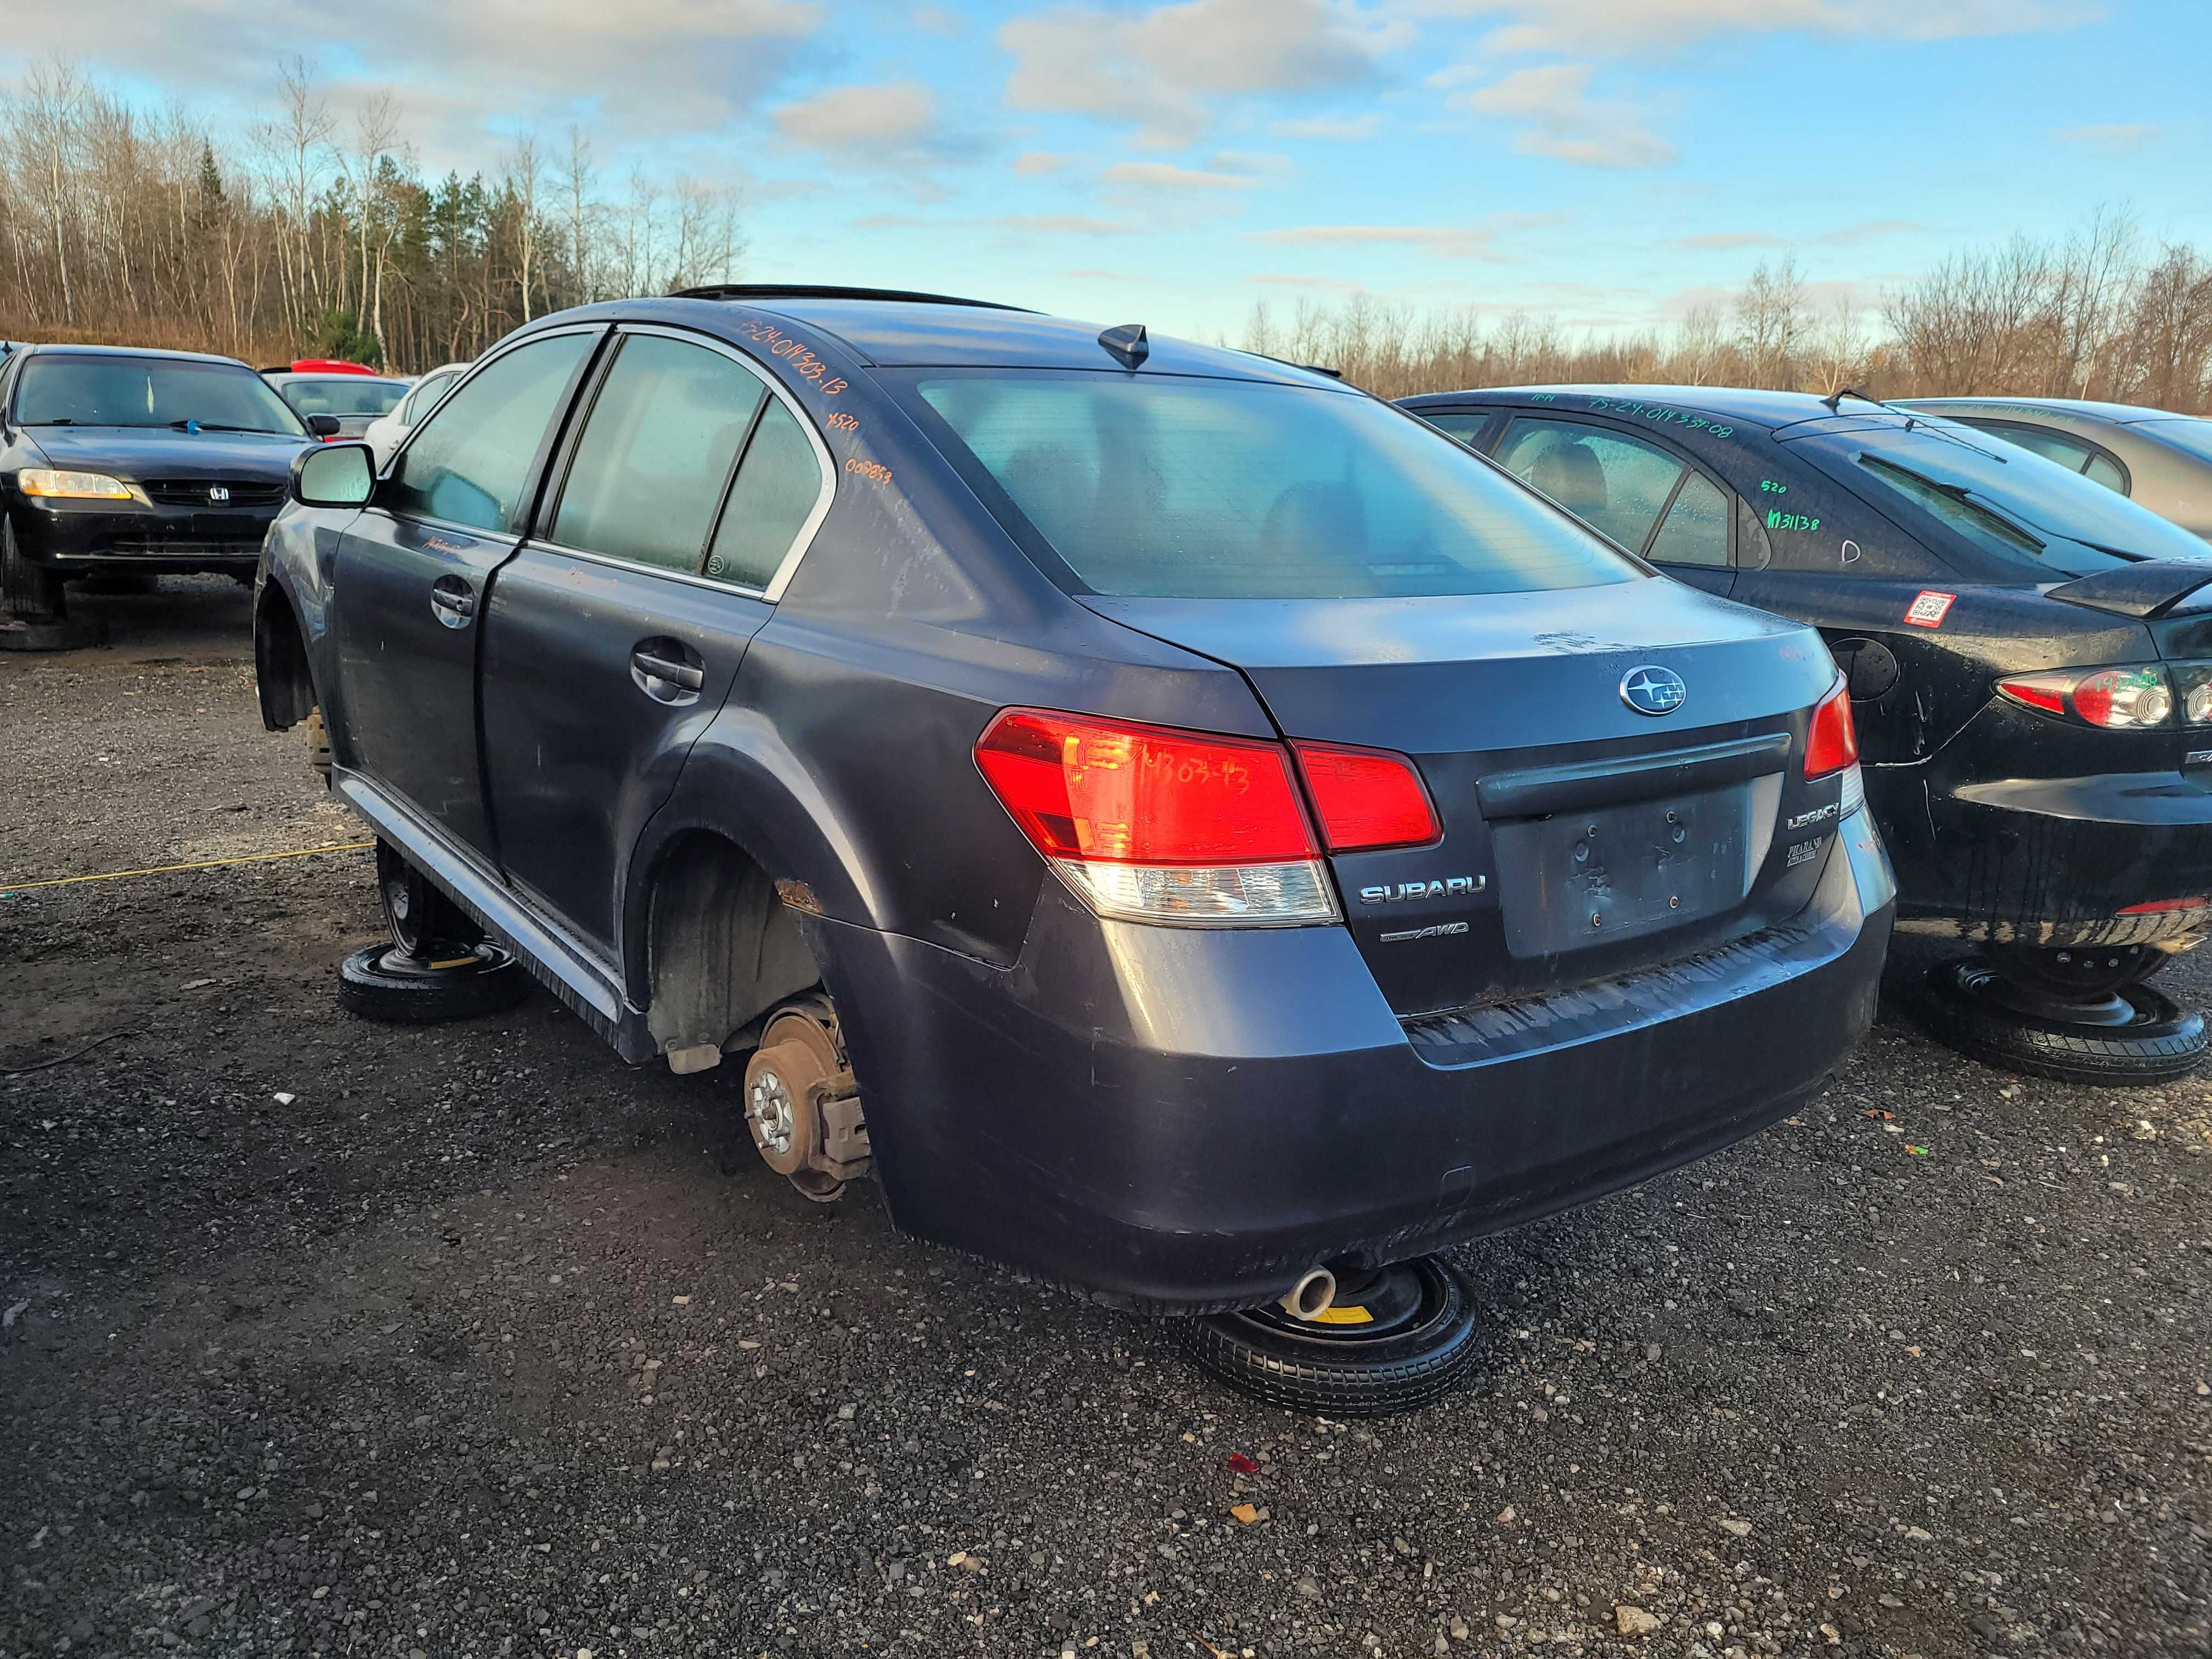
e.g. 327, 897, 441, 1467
1823, 387, 2010, 463
1862, 455, 2049, 551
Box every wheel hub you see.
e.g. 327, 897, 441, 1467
747, 1069, 797, 1156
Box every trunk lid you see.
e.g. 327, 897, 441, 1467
1085, 577, 1850, 1015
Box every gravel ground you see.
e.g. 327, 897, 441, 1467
3, 579, 2209, 1659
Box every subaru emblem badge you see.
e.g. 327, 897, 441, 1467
1619, 664, 1686, 716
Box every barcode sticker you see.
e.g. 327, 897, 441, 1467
1904, 591, 1955, 628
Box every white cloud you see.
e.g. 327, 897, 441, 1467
773, 82, 939, 157
1674, 218, 1922, 251
1405, 0, 2093, 55
0, 0, 821, 153
1012, 150, 1068, 176
911, 4, 963, 33
1252, 223, 1517, 259
1452, 64, 1674, 168
2056, 122, 2160, 153
1271, 113, 1386, 139
997, 0, 1391, 150
1103, 161, 1266, 191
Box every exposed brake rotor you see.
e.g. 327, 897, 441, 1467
742, 998, 868, 1202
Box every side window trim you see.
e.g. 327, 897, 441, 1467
524, 321, 836, 602
376, 323, 610, 543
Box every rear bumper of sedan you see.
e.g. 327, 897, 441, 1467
812, 810, 1894, 1314
1883, 767, 2212, 945
12, 497, 274, 573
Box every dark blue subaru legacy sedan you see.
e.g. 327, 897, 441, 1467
255, 287, 1893, 1317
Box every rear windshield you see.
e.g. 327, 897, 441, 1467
15, 355, 306, 435
1812, 420, 2212, 577
279, 377, 408, 417
906, 370, 1641, 599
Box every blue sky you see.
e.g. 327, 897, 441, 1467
6, 0, 2207, 341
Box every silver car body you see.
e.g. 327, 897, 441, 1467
1897, 397, 2212, 540
362, 361, 470, 467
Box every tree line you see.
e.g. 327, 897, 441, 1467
0, 59, 744, 373
1245, 211, 2212, 414
4, 55, 2206, 411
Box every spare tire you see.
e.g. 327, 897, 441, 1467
336, 942, 529, 1024
1172, 1255, 1481, 1417
1916, 955, 2207, 1086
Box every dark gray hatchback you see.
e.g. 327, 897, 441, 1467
256, 288, 1893, 1314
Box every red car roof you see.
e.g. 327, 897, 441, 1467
287, 358, 377, 375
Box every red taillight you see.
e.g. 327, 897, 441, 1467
1995, 674, 2068, 716
1291, 741, 1440, 851
974, 709, 1317, 866
1997, 666, 2174, 728
1804, 677, 1859, 780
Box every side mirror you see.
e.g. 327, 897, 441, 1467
290, 441, 375, 508
305, 413, 342, 438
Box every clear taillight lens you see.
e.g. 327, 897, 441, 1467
974, 708, 1336, 927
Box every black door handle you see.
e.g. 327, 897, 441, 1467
631, 649, 704, 692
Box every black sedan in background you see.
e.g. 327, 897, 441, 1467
1402, 385, 2212, 1080
0, 343, 326, 626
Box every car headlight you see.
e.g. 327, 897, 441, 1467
19, 469, 135, 500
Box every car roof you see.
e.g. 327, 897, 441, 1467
19, 342, 256, 369
643, 287, 1335, 385
266, 371, 408, 386
1895, 395, 2200, 428
1398, 384, 1856, 429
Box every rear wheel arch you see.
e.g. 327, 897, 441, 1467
635, 829, 826, 1067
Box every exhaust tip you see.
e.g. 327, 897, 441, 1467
1278, 1265, 1336, 1322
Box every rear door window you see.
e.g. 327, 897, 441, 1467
551, 334, 765, 574
2083, 452, 2128, 493
1494, 417, 1686, 556
1967, 420, 2092, 472
404, 371, 458, 425
1417, 411, 1491, 445
387, 333, 595, 533
1645, 469, 1731, 567
704, 397, 827, 591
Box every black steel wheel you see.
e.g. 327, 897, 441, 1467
2, 514, 66, 623
1172, 1255, 1481, 1417
1916, 955, 2207, 1086
336, 941, 528, 1024
375, 840, 483, 957
1983, 942, 2165, 1000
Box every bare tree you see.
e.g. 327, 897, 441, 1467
562, 125, 595, 306
1735, 257, 1810, 389
12, 59, 84, 324
1807, 294, 1872, 394
343, 91, 399, 347
505, 133, 543, 321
